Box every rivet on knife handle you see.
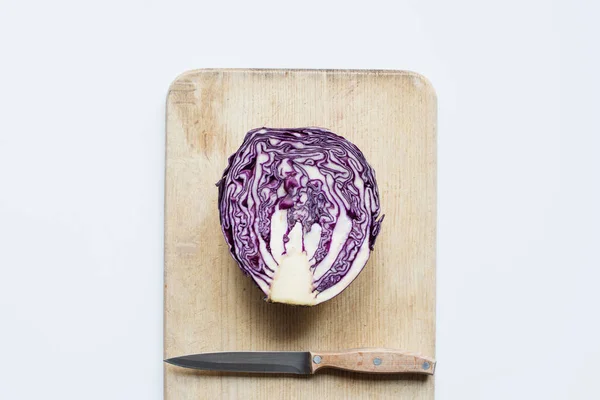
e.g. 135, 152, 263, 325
310, 348, 436, 375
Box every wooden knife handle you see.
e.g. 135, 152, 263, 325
310, 348, 436, 375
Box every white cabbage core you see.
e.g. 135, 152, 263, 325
268, 217, 316, 305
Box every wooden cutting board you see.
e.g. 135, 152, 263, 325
164, 69, 436, 399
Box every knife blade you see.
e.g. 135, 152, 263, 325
164, 348, 435, 375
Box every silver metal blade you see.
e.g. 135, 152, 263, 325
164, 351, 312, 374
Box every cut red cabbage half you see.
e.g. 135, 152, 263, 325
217, 127, 384, 305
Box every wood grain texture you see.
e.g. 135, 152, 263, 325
310, 348, 436, 375
165, 69, 437, 400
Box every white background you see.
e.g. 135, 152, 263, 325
1, 0, 598, 399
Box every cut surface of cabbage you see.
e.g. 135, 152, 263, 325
217, 127, 384, 305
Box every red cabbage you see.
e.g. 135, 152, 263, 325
217, 127, 384, 305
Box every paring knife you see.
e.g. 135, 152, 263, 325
165, 348, 436, 375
